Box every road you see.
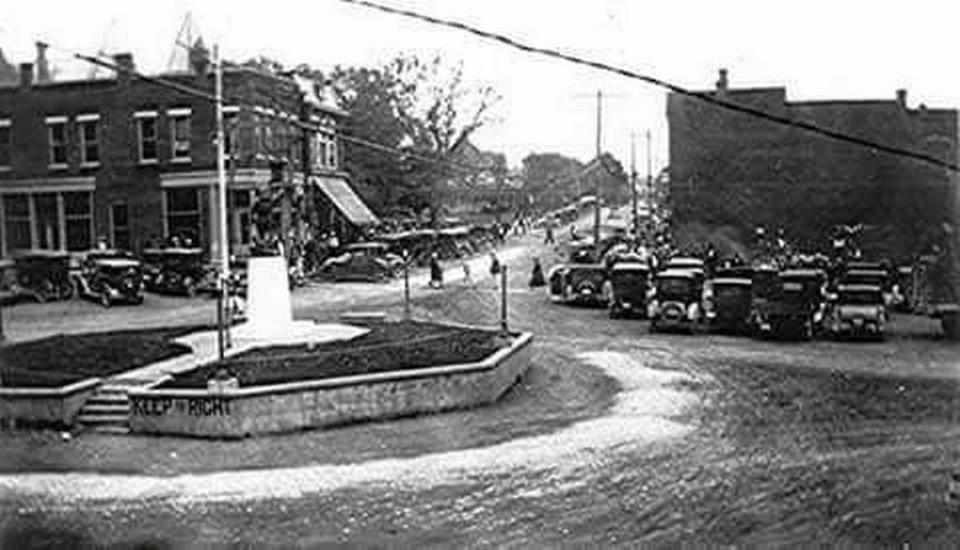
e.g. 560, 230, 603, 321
2, 228, 960, 546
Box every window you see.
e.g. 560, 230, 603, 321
136, 112, 158, 163
165, 188, 201, 246
111, 203, 130, 250
223, 106, 240, 158
78, 114, 100, 166
3, 194, 31, 252
168, 108, 192, 162
314, 132, 337, 170
326, 137, 338, 169
0, 118, 10, 169
34, 193, 60, 250
63, 191, 92, 251
46, 116, 67, 168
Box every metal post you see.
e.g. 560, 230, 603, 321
500, 264, 508, 333
214, 45, 230, 359
403, 250, 411, 320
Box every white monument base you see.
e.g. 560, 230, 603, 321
230, 255, 368, 346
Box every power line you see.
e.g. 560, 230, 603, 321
335, 0, 960, 173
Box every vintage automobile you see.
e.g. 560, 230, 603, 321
568, 240, 599, 264
606, 261, 651, 319
751, 268, 828, 340
74, 250, 145, 307
648, 269, 706, 333
826, 283, 886, 340
12, 250, 74, 302
548, 263, 609, 306
705, 276, 753, 334
142, 247, 208, 296
317, 243, 403, 283
0, 258, 25, 305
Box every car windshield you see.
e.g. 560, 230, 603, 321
715, 285, 750, 300
656, 277, 693, 297
838, 290, 882, 305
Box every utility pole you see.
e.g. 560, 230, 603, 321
646, 130, 653, 242
214, 45, 230, 359
593, 89, 602, 262
630, 132, 638, 244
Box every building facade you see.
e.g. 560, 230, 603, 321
667, 69, 959, 257
0, 51, 377, 259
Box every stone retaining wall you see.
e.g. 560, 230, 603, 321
128, 332, 533, 438
0, 378, 101, 427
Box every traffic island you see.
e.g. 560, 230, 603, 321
128, 321, 533, 438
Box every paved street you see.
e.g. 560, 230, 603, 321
2, 231, 960, 547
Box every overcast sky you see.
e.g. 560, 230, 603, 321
3, 0, 960, 171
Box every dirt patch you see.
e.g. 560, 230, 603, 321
159, 321, 511, 389
0, 326, 205, 388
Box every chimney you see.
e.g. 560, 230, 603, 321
896, 89, 907, 108
35, 41, 51, 84
716, 68, 729, 92
19, 63, 34, 89
113, 53, 135, 83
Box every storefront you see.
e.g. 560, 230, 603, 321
0, 177, 95, 256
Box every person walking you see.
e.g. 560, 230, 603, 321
544, 224, 555, 245
529, 258, 546, 288
429, 253, 444, 289
489, 251, 501, 286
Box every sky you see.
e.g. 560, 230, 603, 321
3, 0, 960, 172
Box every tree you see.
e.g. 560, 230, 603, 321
521, 153, 585, 210
330, 53, 500, 224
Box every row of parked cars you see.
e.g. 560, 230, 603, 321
549, 252, 899, 341
0, 248, 247, 308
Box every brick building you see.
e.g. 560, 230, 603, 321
0, 50, 378, 260
667, 69, 959, 257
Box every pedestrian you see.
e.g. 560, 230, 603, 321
462, 261, 473, 285
489, 251, 501, 284
529, 258, 546, 288
544, 225, 555, 245
429, 253, 443, 289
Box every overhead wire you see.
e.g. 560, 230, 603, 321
335, 0, 960, 173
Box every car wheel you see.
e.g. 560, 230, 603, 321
100, 292, 112, 308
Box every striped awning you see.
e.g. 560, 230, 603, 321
313, 176, 380, 226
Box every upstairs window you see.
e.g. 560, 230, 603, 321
168, 108, 192, 162
135, 111, 158, 163
223, 105, 240, 158
0, 118, 10, 169
46, 116, 67, 168
78, 114, 100, 166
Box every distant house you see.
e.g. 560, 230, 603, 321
441, 137, 525, 223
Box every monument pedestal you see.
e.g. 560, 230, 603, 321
231, 255, 367, 346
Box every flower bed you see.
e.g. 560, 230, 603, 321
0, 326, 202, 388
159, 321, 510, 389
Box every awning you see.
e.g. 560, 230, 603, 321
313, 176, 380, 226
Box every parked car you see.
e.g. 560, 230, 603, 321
706, 276, 753, 334
752, 268, 828, 340
142, 247, 207, 296
343, 242, 404, 273
0, 258, 26, 305
317, 245, 401, 283
648, 269, 706, 333
549, 263, 608, 306
663, 256, 705, 272
606, 261, 651, 319
12, 250, 74, 302
826, 283, 886, 340
74, 250, 145, 307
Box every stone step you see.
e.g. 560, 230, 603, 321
85, 394, 129, 405
81, 403, 130, 415
76, 413, 128, 425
